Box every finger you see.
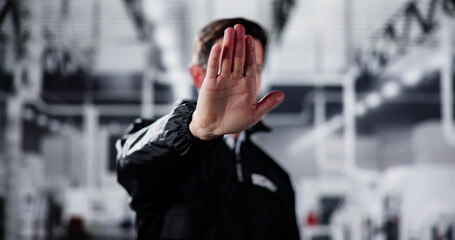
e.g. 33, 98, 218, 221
232, 24, 246, 75
244, 36, 257, 79
254, 91, 285, 122
220, 27, 235, 75
206, 43, 221, 80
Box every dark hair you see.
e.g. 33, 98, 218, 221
192, 18, 268, 68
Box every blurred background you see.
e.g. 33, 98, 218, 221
0, 0, 454, 239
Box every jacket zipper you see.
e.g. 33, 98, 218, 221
235, 132, 245, 182
236, 155, 243, 182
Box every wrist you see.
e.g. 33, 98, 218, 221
189, 113, 219, 141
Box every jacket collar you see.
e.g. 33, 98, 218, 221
246, 120, 271, 136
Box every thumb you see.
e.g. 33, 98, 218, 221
254, 91, 285, 122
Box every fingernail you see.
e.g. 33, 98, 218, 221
250, 37, 255, 49
276, 95, 284, 102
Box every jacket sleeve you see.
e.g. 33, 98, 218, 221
116, 102, 221, 210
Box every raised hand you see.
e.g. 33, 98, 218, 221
189, 24, 284, 141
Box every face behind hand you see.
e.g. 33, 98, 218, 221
190, 38, 264, 94
188, 24, 284, 140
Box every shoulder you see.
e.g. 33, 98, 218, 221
124, 118, 156, 135
173, 99, 197, 109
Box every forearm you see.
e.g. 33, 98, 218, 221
116, 102, 221, 197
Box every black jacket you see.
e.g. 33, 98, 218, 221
116, 101, 300, 240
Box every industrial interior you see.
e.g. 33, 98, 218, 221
0, 0, 455, 239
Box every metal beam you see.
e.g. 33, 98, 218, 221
361, 0, 455, 75
3, 94, 22, 240
440, 10, 455, 145
343, 68, 359, 173
0, 0, 12, 27
32, 100, 173, 117
268, 73, 345, 87
123, 0, 152, 41
3, 0, 25, 239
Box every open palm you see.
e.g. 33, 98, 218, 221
189, 24, 284, 141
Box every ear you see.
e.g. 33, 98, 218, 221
189, 65, 206, 90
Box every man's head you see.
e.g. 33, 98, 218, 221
189, 18, 268, 90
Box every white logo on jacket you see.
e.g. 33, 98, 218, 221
251, 173, 277, 192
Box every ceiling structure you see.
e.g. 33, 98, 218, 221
0, 0, 453, 124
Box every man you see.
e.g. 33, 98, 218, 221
117, 18, 300, 240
